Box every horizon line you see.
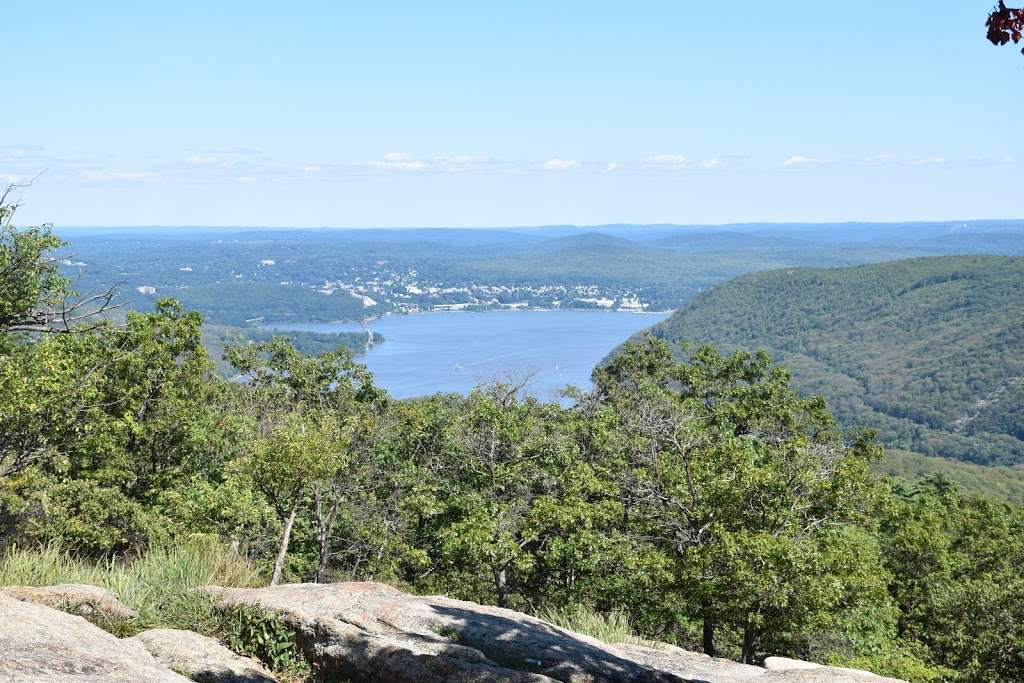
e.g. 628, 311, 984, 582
50, 217, 1024, 232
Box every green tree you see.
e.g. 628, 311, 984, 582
0, 187, 115, 337
226, 337, 381, 584
880, 475, 1024, 682
413, 382, 579, 608
238, 411, 345, 585
595, 337, 885, 662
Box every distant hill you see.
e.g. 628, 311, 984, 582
913, 231, 1024, 255
645, 231, 812, 252
647, 255, 1024, 465
534, 231, 643, 251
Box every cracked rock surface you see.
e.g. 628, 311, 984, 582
0, 583, 139, 622
208, 582, 906, 683
128, 628, 279, 683
0, 594, 188, 682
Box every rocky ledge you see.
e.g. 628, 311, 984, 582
0, 594, 188, 682
207, 581, 906, 683
0, 581, 906, 682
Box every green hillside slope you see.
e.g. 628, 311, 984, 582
649, 256, 1024, 465
878, 450, 1024, 504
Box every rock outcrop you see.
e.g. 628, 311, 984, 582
0, 583, 138, 622
207, 581, 905, 683
0, 594, 188, 682
128, 628, 278, 683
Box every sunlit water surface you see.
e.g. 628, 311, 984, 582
267, 309, 669, 401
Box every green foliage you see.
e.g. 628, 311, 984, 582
203, 323, 380, 376
593, 338, 888, 662
649, 256, 1024, 465
879, 476, 1024, 682
0, 197, 70, 335
218, 604, 304, 673
876, 450, 1024, 504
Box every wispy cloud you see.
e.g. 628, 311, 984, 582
641, 153, 691, 170
541, 158, 581, 171
782, 155, 825, 168
636, 154, 726, 171
369, 152, 432, 172
10, 144, 1010, 189
855, 153, 1015, 169
434, 155, 492, 173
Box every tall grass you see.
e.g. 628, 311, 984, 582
0, 541, 322, 679
0, 538, 260, 632
539, 604, 666, 650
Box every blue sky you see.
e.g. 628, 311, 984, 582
4, 1, 1023, 227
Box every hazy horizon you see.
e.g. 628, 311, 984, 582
47, 218, 1024, 233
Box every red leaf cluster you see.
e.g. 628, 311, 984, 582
987, 1, 1024, 54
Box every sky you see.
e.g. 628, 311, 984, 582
3, 1, 1023, 227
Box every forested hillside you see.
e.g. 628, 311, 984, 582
648, 256, 1024, 465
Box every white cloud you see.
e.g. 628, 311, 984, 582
782, 155, 823, 168
906, 155, 946, 166
605, 162, 620, 172
541, 158, 581, 171
0, 173, 24, 184
369, 152, 431, 171
1003, 156, 1015, 164
303, 163, 322, 174
641, 154, 690, 169
639, 154, 725, 171
856, 153, 988, 168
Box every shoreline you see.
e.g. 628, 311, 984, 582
263, 306, 675, 330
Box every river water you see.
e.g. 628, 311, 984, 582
267, 309, 669, 400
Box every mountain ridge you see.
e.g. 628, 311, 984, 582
645, 255, 1024, 465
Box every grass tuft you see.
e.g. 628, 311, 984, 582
0, 537, 259, 633
539, 603, 666, 650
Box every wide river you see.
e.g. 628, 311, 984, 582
269, 310, 669, 400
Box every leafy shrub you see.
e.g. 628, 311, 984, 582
216, 603, 307, 676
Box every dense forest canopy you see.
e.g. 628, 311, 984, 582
648, 256, 1024, 466
2, 202, 1024, 681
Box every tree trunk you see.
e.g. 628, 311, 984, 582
741, 627, 758, 664
271, 505, 298, 587
494, 567, 509, 608
702, 615, 716, 658
315, 492, 342, 584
